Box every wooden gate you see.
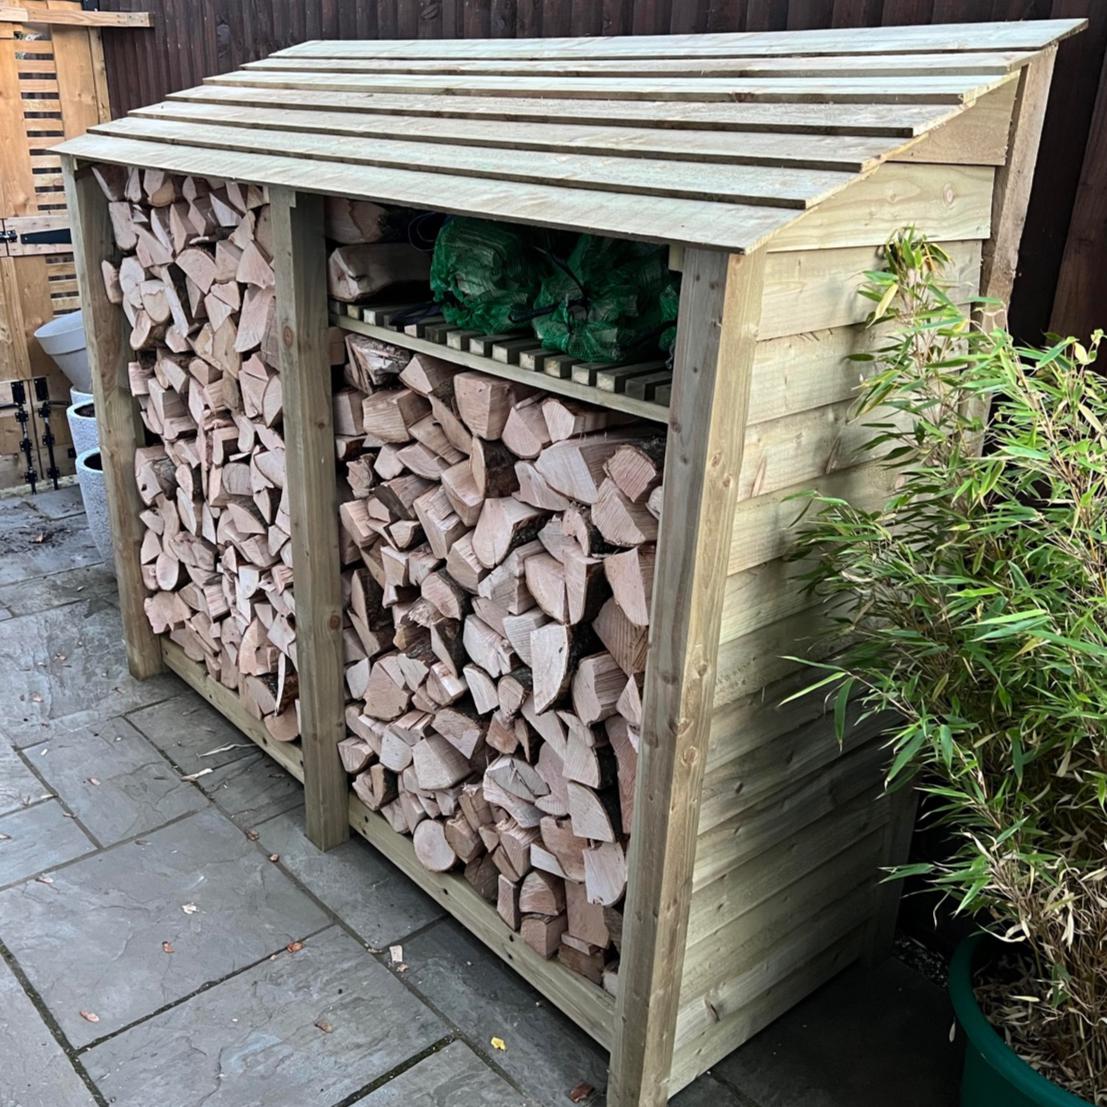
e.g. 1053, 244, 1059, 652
0, 2, 148, 489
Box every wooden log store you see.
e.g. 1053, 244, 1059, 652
57, 19, 1079, 1105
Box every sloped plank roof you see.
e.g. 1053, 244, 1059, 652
58, 19, 1084, 253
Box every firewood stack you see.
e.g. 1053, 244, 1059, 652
93, 164, 304, 742
336, 338, 663, 990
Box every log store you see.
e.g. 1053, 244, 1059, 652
56, 19, 1078, 1105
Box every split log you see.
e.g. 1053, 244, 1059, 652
327, 242, 431, 302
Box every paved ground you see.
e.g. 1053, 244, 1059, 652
0, 484, 962, 1107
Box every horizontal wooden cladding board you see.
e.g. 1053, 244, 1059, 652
169, 85, 960, 138
95, 114, 857, 210
686, 791, 889, 949
246, 51, 1030, 79
348, 795, 615, 1048
766, 163, 994, 253
759, 238, 982, 338
669, 921, 868, 1094
728, 462, 900, 576
273, 20, 1085, 60
136, 100, 909, 174
207, 69, 1012, 106
890, 79, 1016, 166
56, 133, 794, 254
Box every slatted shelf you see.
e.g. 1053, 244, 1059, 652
330, 299, 673, 422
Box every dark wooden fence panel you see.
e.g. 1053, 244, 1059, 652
98, 0, 1107, 342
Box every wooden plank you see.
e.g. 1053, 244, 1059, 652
207, 68, 1008, 105
93, 115, 857, 209
169, 83, 959, 137
0, 6, 153, 27
135, 98, 911, 172
0, 28, 36, 216
347, 796, 615, 1048
335, 313, 670, 423
891, 76, 1015, 165
767, 162, 993, 252
270, 186, 348, 852
162, 639, 305, 782
55, 132, 796, 254
273, 19, 1085, 58
62, 155, 163, 678
45, 26, 103, 139
246, 49, 1030, 78
609, 246, 766, 1107
759, 238, 982, 338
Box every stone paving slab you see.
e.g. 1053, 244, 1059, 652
83, 925, 448, 1107
708, 958, 961, 1107
354, 1040, 530, 1106
0, 737, 52, 816
0, 563, 117, 618
256, 810, 443, 949
0, 514, 101, 588
0, 956, 97, 1107
0, 603, 180, 748
128, 691, 303, 827
22, 485, 86, 520
402, 918, 610, 1107
0, 799, 95, 887
0, 806, 331, 1047
31, 715, 208, 845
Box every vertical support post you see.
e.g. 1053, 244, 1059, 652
862, 788, 919, 966
62, 154, 163, 679
270, 185, 348, 851
609, 246, 765, 1107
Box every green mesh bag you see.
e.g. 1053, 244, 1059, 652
430, 218, 546, 334
531, 235, 681, 363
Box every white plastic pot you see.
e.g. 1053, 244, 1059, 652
66, 401, 98, 457
34, 311, 92, 394
76, 448, 114, 566
70, 387, 94, 407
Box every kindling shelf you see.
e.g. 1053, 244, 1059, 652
330, 299, 672, 424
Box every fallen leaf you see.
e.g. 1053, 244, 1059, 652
0, 832, 9, 841
79, 1010, 100, 1023
179, 768, 213, 782
268, 853, 280, 863
490, 1036, 506, 1052
30, 692, 43, 703
200, 743, 251, 758
568, 1082, 594, 1103
32, 532, 45, 544
181, 903, 199, 915
34, 874, 53, 885
286, 940, 304, 953
162, 941, 175, 954
314, 1017, 334, 1034
86, 777, 100, 787
52, 652, 67, 663
245, 829, 259, 841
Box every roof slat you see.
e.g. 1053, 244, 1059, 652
245, 50, 1031, 78
169, 84, 959, 137
273, 20, 1083, 60
56, 132, 799, 253
94, 115, 858, 209
207, 70, 1009, 105
134, 100, 911, 172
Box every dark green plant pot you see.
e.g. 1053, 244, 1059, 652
951, 936, 1093, 1107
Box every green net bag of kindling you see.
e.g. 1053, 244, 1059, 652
531, 235, 681, 363
429, 217, 548, 334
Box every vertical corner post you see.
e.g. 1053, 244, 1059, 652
62, 154, 164, 679
270, 185, 349, 851
608, 246, 766, 1107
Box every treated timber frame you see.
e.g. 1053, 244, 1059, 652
59, 21, 1076, 1106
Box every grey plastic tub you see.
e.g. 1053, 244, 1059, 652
34, 311, 92, 393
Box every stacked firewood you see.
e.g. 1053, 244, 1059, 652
93, 164, 302, 741
336, 338, 662, 989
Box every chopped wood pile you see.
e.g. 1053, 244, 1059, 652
337, 341, 663, 989
94, 165, 303, 740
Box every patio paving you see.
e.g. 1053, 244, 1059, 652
0, 484, 962, 1106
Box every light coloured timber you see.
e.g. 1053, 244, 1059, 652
759, 238, 982, 338
891, 79, 1016, 165
273, 21, 1083, 60
610, 247, 765, 1107
0, 6, 152, 27
62, 157, 163, 679
271, 187, 348, 851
